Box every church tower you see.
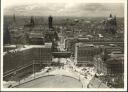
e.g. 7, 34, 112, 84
48, 16, 53, 30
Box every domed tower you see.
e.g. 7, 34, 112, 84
104, 14, 117, 34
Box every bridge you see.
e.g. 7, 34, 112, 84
52, 51, 71, 58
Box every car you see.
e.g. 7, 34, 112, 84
84, 76, 87, 79
48, 68, 52, 70
82, 68, 87, 71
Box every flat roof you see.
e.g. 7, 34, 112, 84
3, 45, 51, 56
4, 45, 16, 48
105, 58, 124, 64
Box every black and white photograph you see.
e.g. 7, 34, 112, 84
1, 0, 127, 91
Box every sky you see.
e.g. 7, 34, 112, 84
3, 0, 124, 17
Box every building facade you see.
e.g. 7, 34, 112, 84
3, 45, 52, 74
32, 45, 52, 65
3, 47, 33, 73
75, 43, 102, 66
93, 45, 124, 75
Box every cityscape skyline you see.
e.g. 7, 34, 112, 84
3, 14, 125, 88
2, 0, 126, 90
4, 1, 124, 17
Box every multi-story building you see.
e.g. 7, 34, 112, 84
93, 47, 124, 88
65, 38, 78, 56
105, 57, 124, 75
28, 33, 45, 45
93, 54, 124, 88
3, 44, 52, 74
106, 47, 123, 54
4, 45, 17, 52
75, 43, 102, 66
94, 46, 124, 75
3, 47, 33, 73
32, 45, 52, 65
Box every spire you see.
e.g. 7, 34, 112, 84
30, 16, 35, 27
109, 14, 112, 18
13, 14, 16, 22
48, 15, 53, 29
114, 16, 117, 26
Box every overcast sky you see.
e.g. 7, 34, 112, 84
4, 0, 124, 17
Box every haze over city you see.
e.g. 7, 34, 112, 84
4, 0, 124, 17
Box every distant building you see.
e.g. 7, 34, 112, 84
103, 14, 117, 34
4, 24, 11, 44
109, 51, 124, 59
13, 14, 16, 23
24, 16, 35, 28
45, 16, 58, 42
103, 45, 124, 58
48, 16, 53, 29
45, 16, 59, 52
28, 37, 44, 45
28, 33, 44, 45
30, 16, 35, 27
